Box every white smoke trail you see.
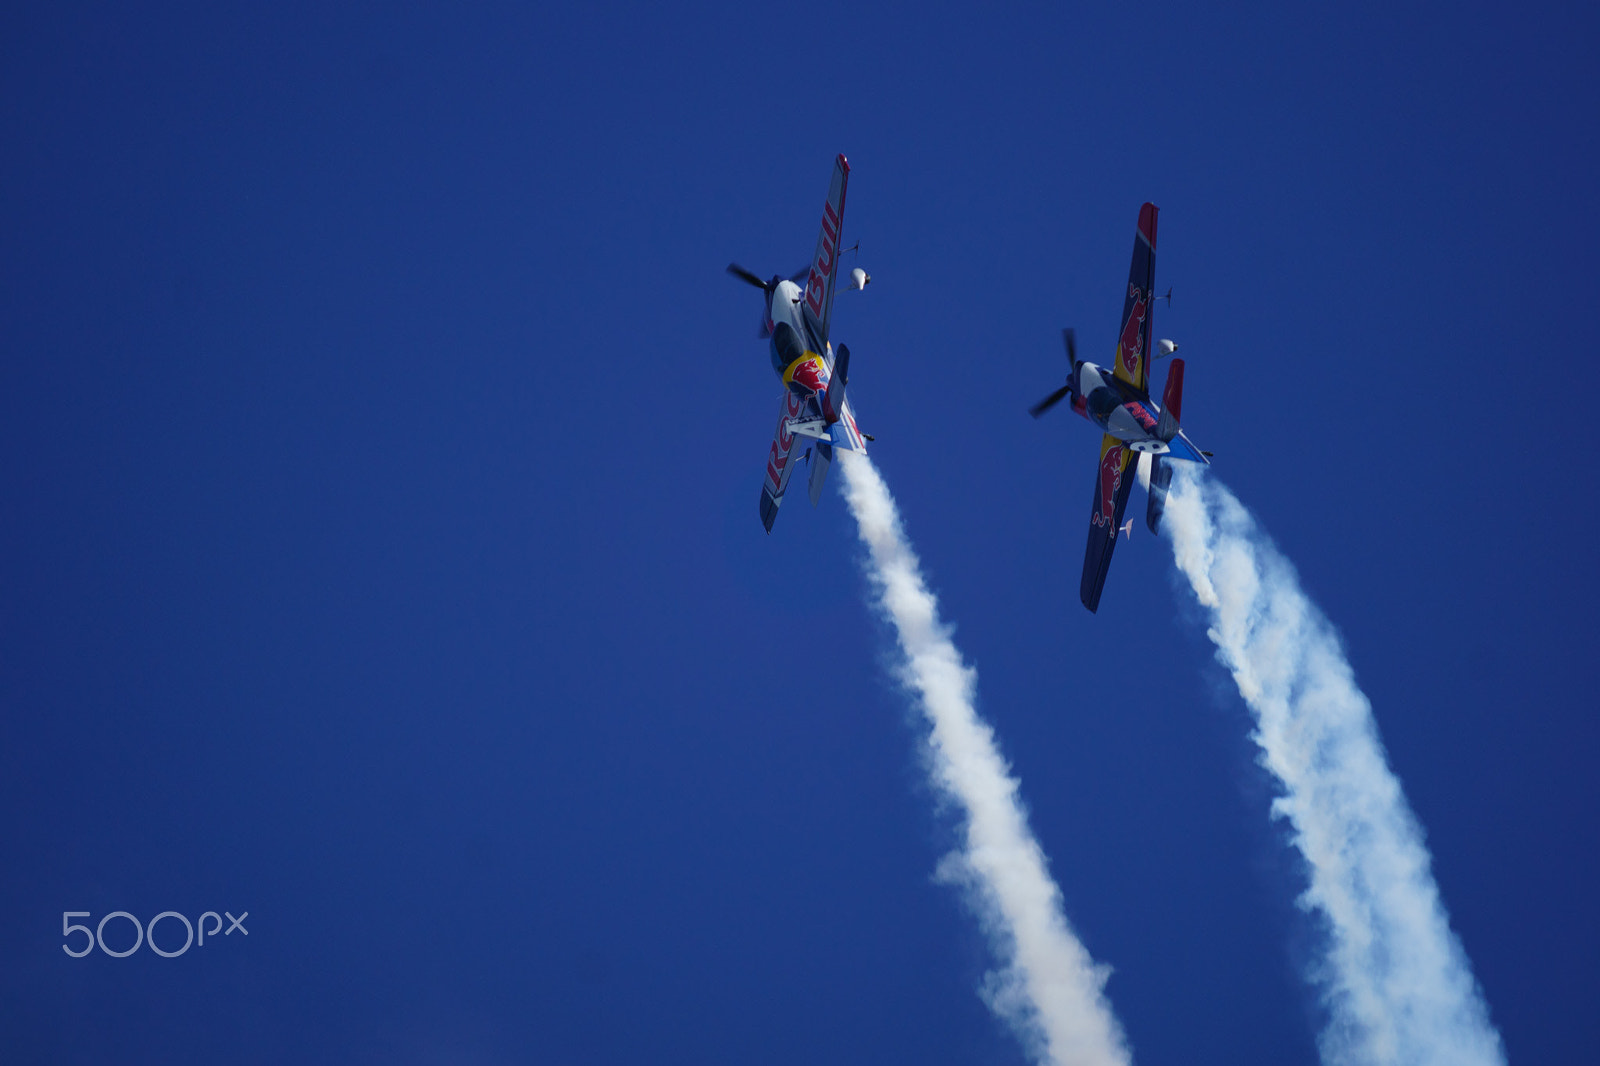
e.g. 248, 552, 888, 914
1162, 468, 1504, 1066
837, 451, 1130, 1066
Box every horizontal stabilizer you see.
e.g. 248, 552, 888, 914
1164, 431, 1209, 465
830, 396, 868, 453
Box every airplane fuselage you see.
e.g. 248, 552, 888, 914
766, 279, 835, 410
1070, 360, 1165, 445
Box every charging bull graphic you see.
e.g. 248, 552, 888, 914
1118, 285, 1148, 381
1092, 443, 1127, 533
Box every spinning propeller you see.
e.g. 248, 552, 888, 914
726, 263, 780, 293
726, 262, 812, 294
1029, 328, 1078, 419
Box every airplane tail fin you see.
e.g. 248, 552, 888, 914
1155, 358, 1184, 442
1147, 361, 1186, 533
823, 344, 850, 426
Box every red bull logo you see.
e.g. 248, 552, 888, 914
1118, 284, 1147, 379
783, 353, 830, 396
1091, 444, 1126, 533
805, 201, 841, 317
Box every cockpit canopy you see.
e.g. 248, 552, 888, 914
770, 321, 807, 376
1087, 386, 1123, 423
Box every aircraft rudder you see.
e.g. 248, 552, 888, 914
1156, 358, 1184, 441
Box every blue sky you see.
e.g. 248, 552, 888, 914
3, 3, 1596, 1063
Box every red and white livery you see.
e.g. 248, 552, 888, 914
727, 154, 871, 533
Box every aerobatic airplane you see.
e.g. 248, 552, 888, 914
1030, 203, 1211, 612
727, 154, 869, 533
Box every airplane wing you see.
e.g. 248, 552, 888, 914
759, 391, 809, 533
800, 154, 850, 351
1080, 434, 1138, 612
1111, 203, 1158, 394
